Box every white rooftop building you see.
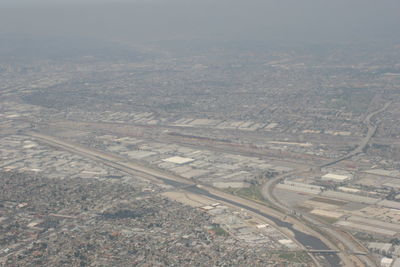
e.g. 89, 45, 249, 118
321, 173, 350, 182
381, 257, 393, 267
162, 156, 195, 165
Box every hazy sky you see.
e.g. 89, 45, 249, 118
0, 0, 399, 45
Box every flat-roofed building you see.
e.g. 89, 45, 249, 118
381, 257, 393, 267
162, 156, 195, 165
321, 173, 350, 182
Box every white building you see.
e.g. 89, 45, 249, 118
381, 257, 393, 267
162, 156, 195, 165
321, 173, 350, 182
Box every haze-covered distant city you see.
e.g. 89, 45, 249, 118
1, 1, 400, 266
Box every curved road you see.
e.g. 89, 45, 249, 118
262, 101, 392, 267
320, 101, 391, 168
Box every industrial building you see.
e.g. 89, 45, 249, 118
321, 173, 350, 182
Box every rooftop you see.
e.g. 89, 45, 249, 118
162, 156, 195, 165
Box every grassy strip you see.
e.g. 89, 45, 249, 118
222, 185, 265, 203
209, 224, 229, 236
276, 251, 312, 263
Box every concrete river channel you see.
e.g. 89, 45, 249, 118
160, 178, 341, 266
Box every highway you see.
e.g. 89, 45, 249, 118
261, 102, 392, 267
320, 101, 391, 168
26, 131, 341, 266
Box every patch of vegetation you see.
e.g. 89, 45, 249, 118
209, 224, 229, 236
312, 215, 338, 224
276, 251, 311, 263
294, 205, 313, 213
223, 185, 265, 203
